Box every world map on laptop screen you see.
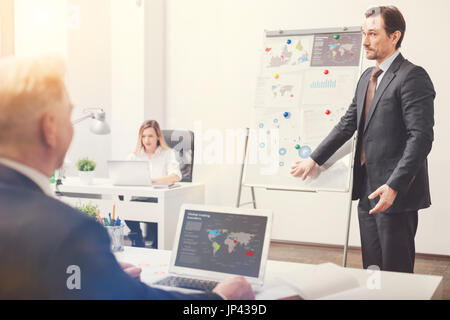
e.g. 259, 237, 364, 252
174, 210, 268, 278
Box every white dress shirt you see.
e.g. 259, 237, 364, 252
0, 157, 53, 196
127, 147, 182, 180
376, 50, 401, 89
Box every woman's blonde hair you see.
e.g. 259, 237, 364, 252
134, 120, 170, 154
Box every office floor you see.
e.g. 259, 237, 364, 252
267, 241, 450, 300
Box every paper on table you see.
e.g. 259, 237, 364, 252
255, 276, 303, 300
318, 286, 385, 300
291, 263, 360, 300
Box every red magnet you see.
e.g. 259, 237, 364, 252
325, 110, 331, 115
265, 48, 271, 52
324, 69, 329, 75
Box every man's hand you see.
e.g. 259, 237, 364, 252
118, 262, 142, 281
368, 184, 398, 214
213, 276, 255, 300
290, 158, 318, 181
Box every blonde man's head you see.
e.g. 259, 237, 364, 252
0, 56, 73, 176
0, 56, 67, 146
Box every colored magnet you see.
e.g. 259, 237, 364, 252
324, 70, 329, 75
295, 144, 301, 150
334, 34, 340, 40
279, 148, 287, 156
287, 39, 292, 44
274, 74, 279, 79
325, 109, 331, 115
332, 51, 337, 57
299, 146, 312, 159
279, 162, 285, 167
265, 48, 272, 52
283, 112, 291, 119
259, 142, 266, 148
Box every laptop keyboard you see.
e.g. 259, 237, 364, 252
154, 276, 219, 292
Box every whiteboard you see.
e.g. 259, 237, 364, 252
243, 27, 363, 192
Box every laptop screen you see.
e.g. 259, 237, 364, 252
174, 209, 268, 278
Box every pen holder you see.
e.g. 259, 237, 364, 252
106, 225, 125, 252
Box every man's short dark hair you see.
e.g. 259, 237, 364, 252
365, 6, 406, 49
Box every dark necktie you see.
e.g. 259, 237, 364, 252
360, 66, 383, 165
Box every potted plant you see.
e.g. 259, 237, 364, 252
74, 202, 99, 220
76, 157, 97, 185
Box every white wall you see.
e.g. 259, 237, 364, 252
110, 0, 145, 160
165, 0, 450, 255
15, 0, 68, 58
65, 0, 112, 178
14, 0, 166, 176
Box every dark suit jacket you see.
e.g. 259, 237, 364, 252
0, 163, 221, 300
310, 53, 435, 213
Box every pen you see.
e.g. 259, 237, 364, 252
96, 210, 103, 225
112, 204, 116, 221
109, 213, 112, 226
116, 218, 121, 226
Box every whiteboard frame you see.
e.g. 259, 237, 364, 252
243, 26, 364, 193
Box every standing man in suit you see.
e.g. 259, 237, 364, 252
0, 56, 254, 299
291, 6, 435, 273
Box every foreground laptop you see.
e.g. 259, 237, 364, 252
107, 160, 152, 186
152, 204, 273, 292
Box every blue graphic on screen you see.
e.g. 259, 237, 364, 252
175, 210, 268, 278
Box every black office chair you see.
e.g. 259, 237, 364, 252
162, 130, 194, 182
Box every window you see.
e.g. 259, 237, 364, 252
0, 0, 14, 57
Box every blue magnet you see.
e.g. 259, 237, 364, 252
287, 39, 292, 44
299, 146, 312, 159
283, 112, 291, 119
279, 148, 287, 156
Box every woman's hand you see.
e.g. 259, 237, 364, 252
152, 174, 181, 185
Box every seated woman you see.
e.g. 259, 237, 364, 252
126, 120, 182, 248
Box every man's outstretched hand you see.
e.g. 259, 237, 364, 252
290, 158, 318, 181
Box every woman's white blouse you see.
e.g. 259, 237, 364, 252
127, 147, 182, 180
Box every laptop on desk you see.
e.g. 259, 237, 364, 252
152, 204, 272, 293
107, 160, 152, 186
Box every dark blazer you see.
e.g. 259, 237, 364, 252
0, 163, 221, 300
311, 53, 435, 213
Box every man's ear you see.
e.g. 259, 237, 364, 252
41, 112, 57, 148
390, 30, 401, 47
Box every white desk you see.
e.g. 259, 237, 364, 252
115, 247, 443, 300
54, 177, 205, 250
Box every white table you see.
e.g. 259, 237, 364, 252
54, 177, 205, 249
115, 247, 443, 300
